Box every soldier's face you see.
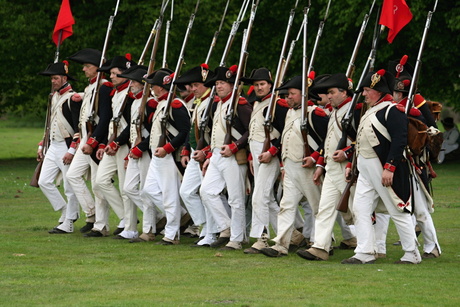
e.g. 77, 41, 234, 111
287, 88, 301, 108
317, 93, 328, 106
82, 63, 98, 79
327, 87, 347, 108
393, 91, 403, 103
110, 68, 126, 87
130, 80, 143, 94
190, 82, 207, 99
215, 80, 232, 99
362, 87, 381, 106
50, 75, 67, 91
253, 80, 271, 98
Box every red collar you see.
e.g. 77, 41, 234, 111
336, 97, 352, 110
185, 93, 195, 103
89, 76, 97, 84
220, 92, 232, 103
157, 93, 169, 102
259, 93, 272, 102
115, 81, 130, 92
58, 84, 72, 95
129, 91, 144, 100
374, 94, 394, 106
398, 97, 408, 107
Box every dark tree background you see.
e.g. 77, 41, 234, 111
1, 0, 459, 118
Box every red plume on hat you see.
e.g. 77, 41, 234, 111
308, 71, 316, 80
395, 55, 408, 78
125, 53, 132, 61
229, 65, 238, 75
200, 63, 209, 70
63, 60, 69, 74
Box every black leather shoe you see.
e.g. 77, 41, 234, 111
48, 228, 70, 234
113, 227, 124, 236
210, 236, 230, 248
84, 230, 103, 237
79, 222, 94, 233
296, 249, 320, 260
341, 257, 375, 264
260, 247, 287, 258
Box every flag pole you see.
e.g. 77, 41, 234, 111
54, 30, 63, 63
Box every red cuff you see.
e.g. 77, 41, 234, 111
163, 143, 175, 154
181, 148, 190, 157
310, 151, 320, 162
346, 162, 352, 169
70, 141, 78, 149
228, 142, 239, 154
316, 156, 325, 167
86, 137, 99, 149
384, 163, 396, 172
131, 146, 143, 157
268, 146, 279, 156
202, 145, 211, 152
98, 144, 106, 150
248, 153, 253, 161
108, 141, 119, 152
206, 152, 213, 159
38, 140, 44, 146
124, 154, 129, 161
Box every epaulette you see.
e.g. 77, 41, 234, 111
308, 100, 315, 106
171, 99, 183, 109
238, 97, 248, 105
103, 81, 113, 88
314, 107, 327, 117
276, 98, 289, 108
147, 98, 158, 109
414, 94, 426, 108
409, 107, 422, 117
214, 96, 220, 103
395, 104, 406, 113
355, 102, 363, 110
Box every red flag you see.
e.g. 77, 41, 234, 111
52, 0, 75, 46
379, 0, 413, 43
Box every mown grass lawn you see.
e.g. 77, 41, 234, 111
1, 123, 459, 306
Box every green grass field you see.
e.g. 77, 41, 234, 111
1, 121, 460, 306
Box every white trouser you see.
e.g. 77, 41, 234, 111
353, 156, 417, 255
412, 174, 441, 254
200, 148, 247, 243
312, 160, 354, 251
374, 213, 390, 254
142, 154, 181, 240
273, 159, 321, 251
66, 146, 100, 221
93, 145, 130, 231
179, 149, 218, 235
299, 199, 315, 241
38, 140, 78, 221
249, 140, 280, 238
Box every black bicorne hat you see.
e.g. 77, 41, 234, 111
117, 65, 148, 83
174, 63, 215, 85
240, 67, 273, 85
312, 73, 354, 97
38, 60, 76, 81
97, 54, 136, 73
359, 69, 395, 95
67, 48, 102, 66
145, 68, 175, 91
275, 73, 319, 101
388, 55, 414, 94
203, 65, 238, 87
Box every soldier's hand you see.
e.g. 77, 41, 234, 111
181, 155, 190, 168
313, 167, 324, 186
154, 147, 167, 158
202, 159, 210, 177
96, 148, 105, 160
332, 150, 347, 163
249, 159, 254, 176
81, 144, 93, 155
258, 151, 273, 164
37, 148, 44, 162
71, 93, 82, 102
105, 146, 117, 156
62, 152, 74, 165
302, 156, 315, 168
124, 159, 129, 170
345, 167, 352, 182
381, 169, 394, 187
220, 145, 233, 157
192, 150, 206, 163
129, 151, 140, 159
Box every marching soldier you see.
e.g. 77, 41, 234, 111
87, 54, 136, 237
175, 64, 220, 246
37, 60, 81, 233
240, 67, 289, 254
296, 73, 359, 261
260, 75, 328, 257
341, 69, 421, 264
141, 68, 191, 245
66, 48, 112, 233
199, 65, 253, 251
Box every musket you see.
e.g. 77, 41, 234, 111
300, 3, 312, 161
162, 0, 173, 68
308, 0, 331, 74
224, 0, 260, 146
158, 0, 200, 148
86, 0, 120, 138
336, 6, 384, 212
345, 0, 376, 79
134, 0, 170, 146
196, 0, 250, 151
405, 0, 438, 115
262, 0, 299, 153
336, 4, 383, 151
31, 29, 64, 187
204, 0, 231, 65
283, 12, 304, 81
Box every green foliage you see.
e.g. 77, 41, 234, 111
1, 0, 459, 118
